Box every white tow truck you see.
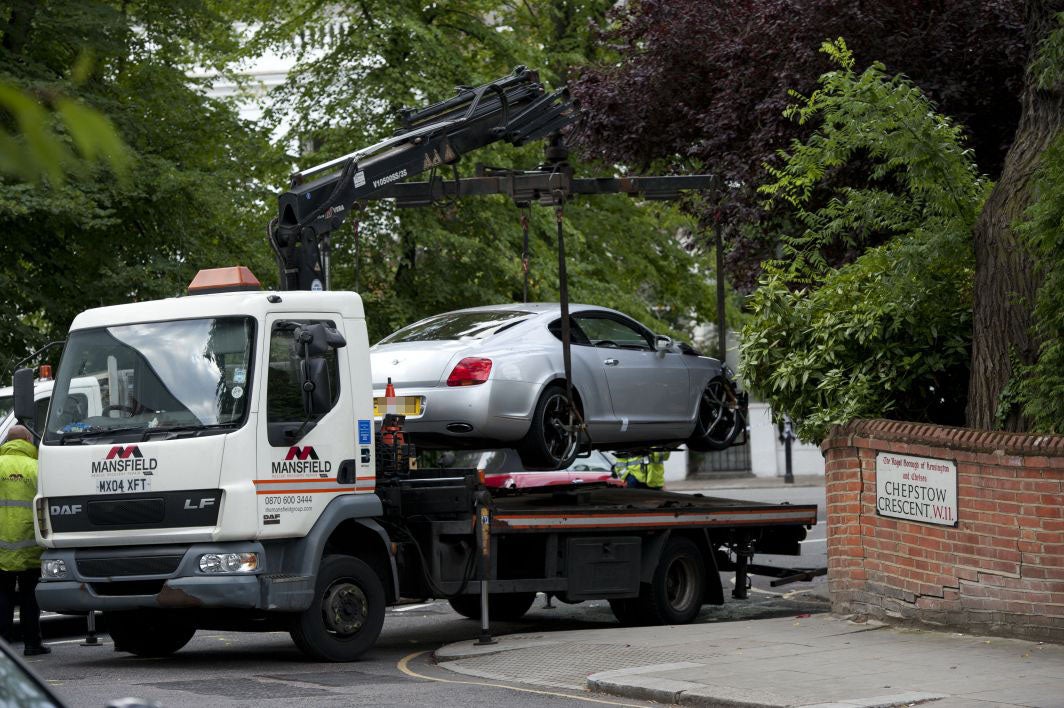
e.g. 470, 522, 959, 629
12, 267, 818, 661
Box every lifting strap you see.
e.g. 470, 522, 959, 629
551, 189, 589, 460
520, 204, 531, 303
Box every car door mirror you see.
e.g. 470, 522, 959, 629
654, 335, 673, 353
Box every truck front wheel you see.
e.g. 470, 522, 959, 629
637, 536, 706, 625
290, 554, 386, 662
106, 610, 196, 657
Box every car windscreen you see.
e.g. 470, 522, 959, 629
44, 317, 255, 444
378, 310, 531, 344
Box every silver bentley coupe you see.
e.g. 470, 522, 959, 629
370, 304, 744, 468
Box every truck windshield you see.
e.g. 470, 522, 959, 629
43, 317, 255, 444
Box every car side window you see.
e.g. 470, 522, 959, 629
575, 316, 653, 351
267, 320, 341, 427
547, 318, 592, 346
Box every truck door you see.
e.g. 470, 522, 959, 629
256, 315, 360, 538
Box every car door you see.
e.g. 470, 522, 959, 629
547, 316, 617, 441
573, 312, 690, 439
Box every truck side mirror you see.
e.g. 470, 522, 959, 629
300, 356, 333, 416
12, 368, 35, 425
292, 323, 344, 418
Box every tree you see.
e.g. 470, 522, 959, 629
0, 0, 283, 369
0, 74, 128, 184
246, 0, 729, 343
966, 0, 1064, 430
571, 0, 1026, 292
740, 41, 986, 442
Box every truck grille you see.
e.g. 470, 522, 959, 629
77, 555, 183, 578
48, 489, 221, 533
87, 498, 165, 526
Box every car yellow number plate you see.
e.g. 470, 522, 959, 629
374, 396, 422, 417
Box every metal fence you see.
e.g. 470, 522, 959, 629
689, 443, 752, 475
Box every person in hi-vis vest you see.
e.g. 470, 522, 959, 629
0, 425, 48, 656
614, 451, 669, 489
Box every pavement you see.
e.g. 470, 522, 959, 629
435, 612, 1064, 707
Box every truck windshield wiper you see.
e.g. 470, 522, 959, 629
58, 426, 148, 444
139, 423, 239, 439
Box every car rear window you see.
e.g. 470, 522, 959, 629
379, 310, 531, 344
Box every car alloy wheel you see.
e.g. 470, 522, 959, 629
541, 390, 576, 463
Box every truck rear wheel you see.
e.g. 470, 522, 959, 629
290, 554, 386, 662
448, 592, 536, 621
637, 536, 706, 625
106, 610, 196, 657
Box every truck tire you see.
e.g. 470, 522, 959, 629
636, 537, 705, 625
290, 554, 386, 662
517, 385, 579, 469
448, 592, 536, 621
106, 610, 196, 657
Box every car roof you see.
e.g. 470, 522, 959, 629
430, 303, 621, 317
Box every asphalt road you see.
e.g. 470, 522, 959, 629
28, 483, 827, 708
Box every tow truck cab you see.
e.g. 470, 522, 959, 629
28, 271, 379, 621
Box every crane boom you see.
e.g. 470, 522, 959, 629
269, 66, 574, 291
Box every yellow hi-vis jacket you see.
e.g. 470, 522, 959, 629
615, 451, 670, 489
0, 438, 42, 571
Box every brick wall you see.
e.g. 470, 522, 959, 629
822, 419, 1064, 642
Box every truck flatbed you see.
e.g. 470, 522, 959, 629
490, 487, 818, 532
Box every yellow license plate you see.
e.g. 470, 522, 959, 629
374, 396, 422, 417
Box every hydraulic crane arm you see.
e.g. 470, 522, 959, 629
269, 66, 574, 291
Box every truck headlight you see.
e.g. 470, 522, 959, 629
198, 552, 258, 573
41, 560, 68, 579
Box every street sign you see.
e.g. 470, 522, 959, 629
875, 452, 958, 526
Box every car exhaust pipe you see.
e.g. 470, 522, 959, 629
446, 423, 474, 433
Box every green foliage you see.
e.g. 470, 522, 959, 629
1015, 134, 1064, 432
741, 39, 988, 442
1011, 12, 1064, 432
0, 0, 284, 368
0, 78, 129, 184
247, 0, 724, 343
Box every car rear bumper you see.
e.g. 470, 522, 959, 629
377, 379, 540, 441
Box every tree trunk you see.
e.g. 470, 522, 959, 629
966, 0, 1064, 430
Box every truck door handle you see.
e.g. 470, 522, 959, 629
604, 358, 619, 366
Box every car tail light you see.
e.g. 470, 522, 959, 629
447, 357, 493, 386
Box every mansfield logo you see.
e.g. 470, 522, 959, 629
285, 446, 319, 461
106, 446, 142, 460
92, 446, 157, 475
273, 446, 332, 475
